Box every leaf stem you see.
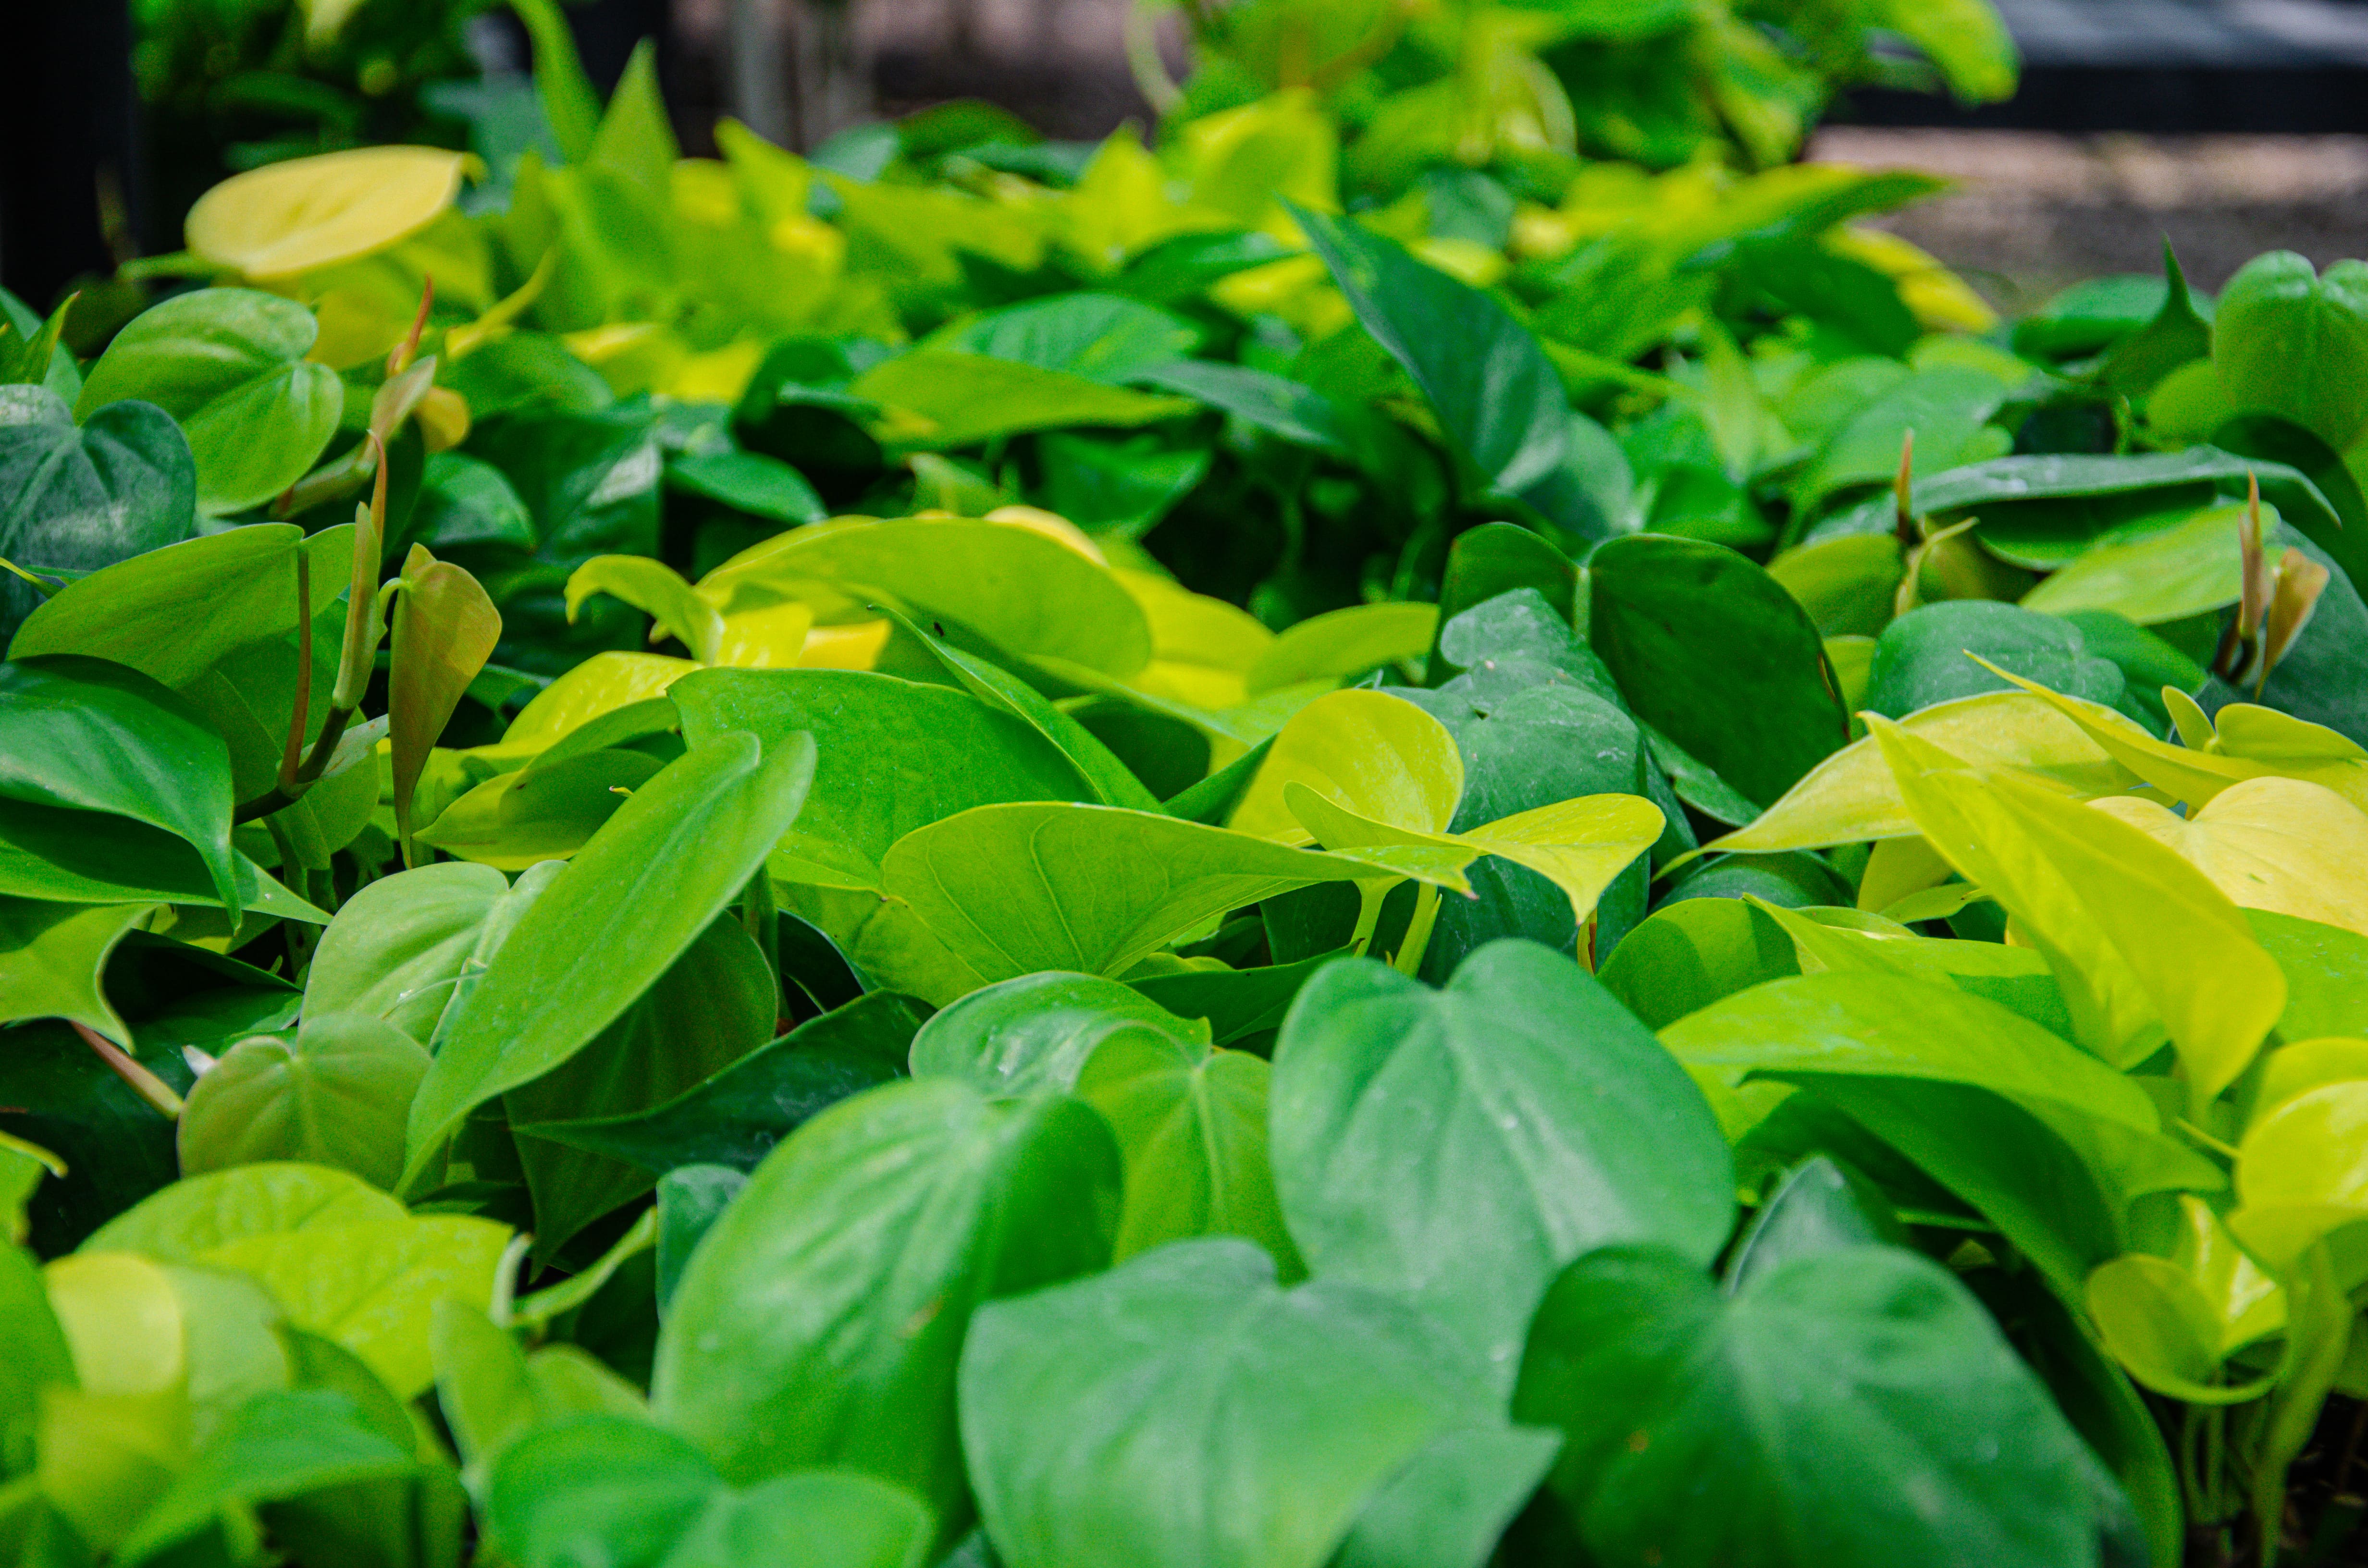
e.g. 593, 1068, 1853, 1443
1392, 882, 1441, 977
69, 1022, 184, 1119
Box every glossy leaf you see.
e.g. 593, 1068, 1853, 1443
402, 731, 817, 1190
0, 388, 194, 646
653, 1077, 1118, 1523
960, 1237, 1514, 1568
75, 290, 343, 515
175, 1012, 431, 1190
1273, 943, 1733, 1384
1513, 1244, 2116, 1568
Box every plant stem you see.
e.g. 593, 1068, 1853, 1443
69, 1022, 184, 1118
1392, 882, 1441, 977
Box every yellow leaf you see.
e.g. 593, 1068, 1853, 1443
1705, 690, 2142, 854
1460, 794, 1663, 927
2229, 1081, 2368, 1272
711, 600, 816, 668
2251, 1037, 2368, 1125
1980, 664, 2368, 813
1228, 688, 1462, 841
187, 147, 469, 281
464, 650, 697, 765
1872, 716, 2285, 1106
43, 1254, 185, 1397
2090, 777, 2368, 938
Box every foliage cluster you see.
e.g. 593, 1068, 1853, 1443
3, 6, 2368, 1567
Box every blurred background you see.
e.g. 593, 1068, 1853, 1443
7, 0, 2368, 326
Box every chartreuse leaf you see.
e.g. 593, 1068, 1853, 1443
484, 1417, 933, 1568
430, 1300, 645, 1492
566, 554, 727, 663
1982, 667, 2368, 815
508, 0, 602, 159
2227, 1081, 2368, 1276
1873, 716, 2286, 1104
403, 731, 816, 1191
959, 1237, 1538, 1568
1230, 689, 1462, 843
10, 522, 356, 689
670, 666, 1096, 892
1512, 1244, 2117, 1568
80, 1162, 509, 1400
653, 1078, 1118, 1531
1075, 1027, 1298, 1274
417, 747, 664, 869
185, 146, 469, 279
1272, 943, 1732, 1388
0, 898, 153, 1041
74, 290, 342, 515
175, 1013, 431, 1190
1589, 535, 1850, 809
703, 517, 1153, 679
880, 803, 1372, 994
0, 657, 241, 922
1245, 602, 1439, 696
2090, 778, 2368, 939
1706, 690, 2144, 854
2086, 1196, 2287, 1405
910, 971, 1206, 1098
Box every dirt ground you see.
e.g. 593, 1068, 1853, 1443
1808, 127, 2368, 307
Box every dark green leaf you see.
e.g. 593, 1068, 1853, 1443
0, 388, 193, 646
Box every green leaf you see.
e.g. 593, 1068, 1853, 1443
880, 803, 1370, 994
883, 610, 1159, 810
667, 449, 825, 527
703, 519, 1152, 679
1295, 207, 1566, 498
910, 971, 1206, 1097
960, 1237, 1523, 1568
1330, 1424, 1562, 1568
0, 898, 154, 1041
10, 522, 355, 690
851, 351, 1196, 449
1589, 535, 1850, 808
471, 404, 663, 563
0, 1243, 75, 1476
519, 990, 927, 1173
1075, 1029, 1298, 1273
1597, 897, 1799, 1034
1723, 1155, 1903, 1291
587, 39, 678, 200
1796, 367, 2012, 515
507, 0, 603, 162
937, 294, 1200, 384
0, 388, 194, 647
1129, 361, 1351, 453
652, 1078, 1118, 1526
1863, 601, 2122, 718
1272, 943, 1734, 1385
484, 1416, 935, 1568
0, 655, 242, 920
302, 860, 547, 1046
506, 915, 777, 1255
2212, 251, 2368, 452
2097, 243, 2211, 396
402, 731, 817, 1190
82, 1162, 405, 1261
671, 667, 1097, 891
175, 1013, 431, 1191
1512, 1244, 2117, 1568
74, 289, 342, 515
